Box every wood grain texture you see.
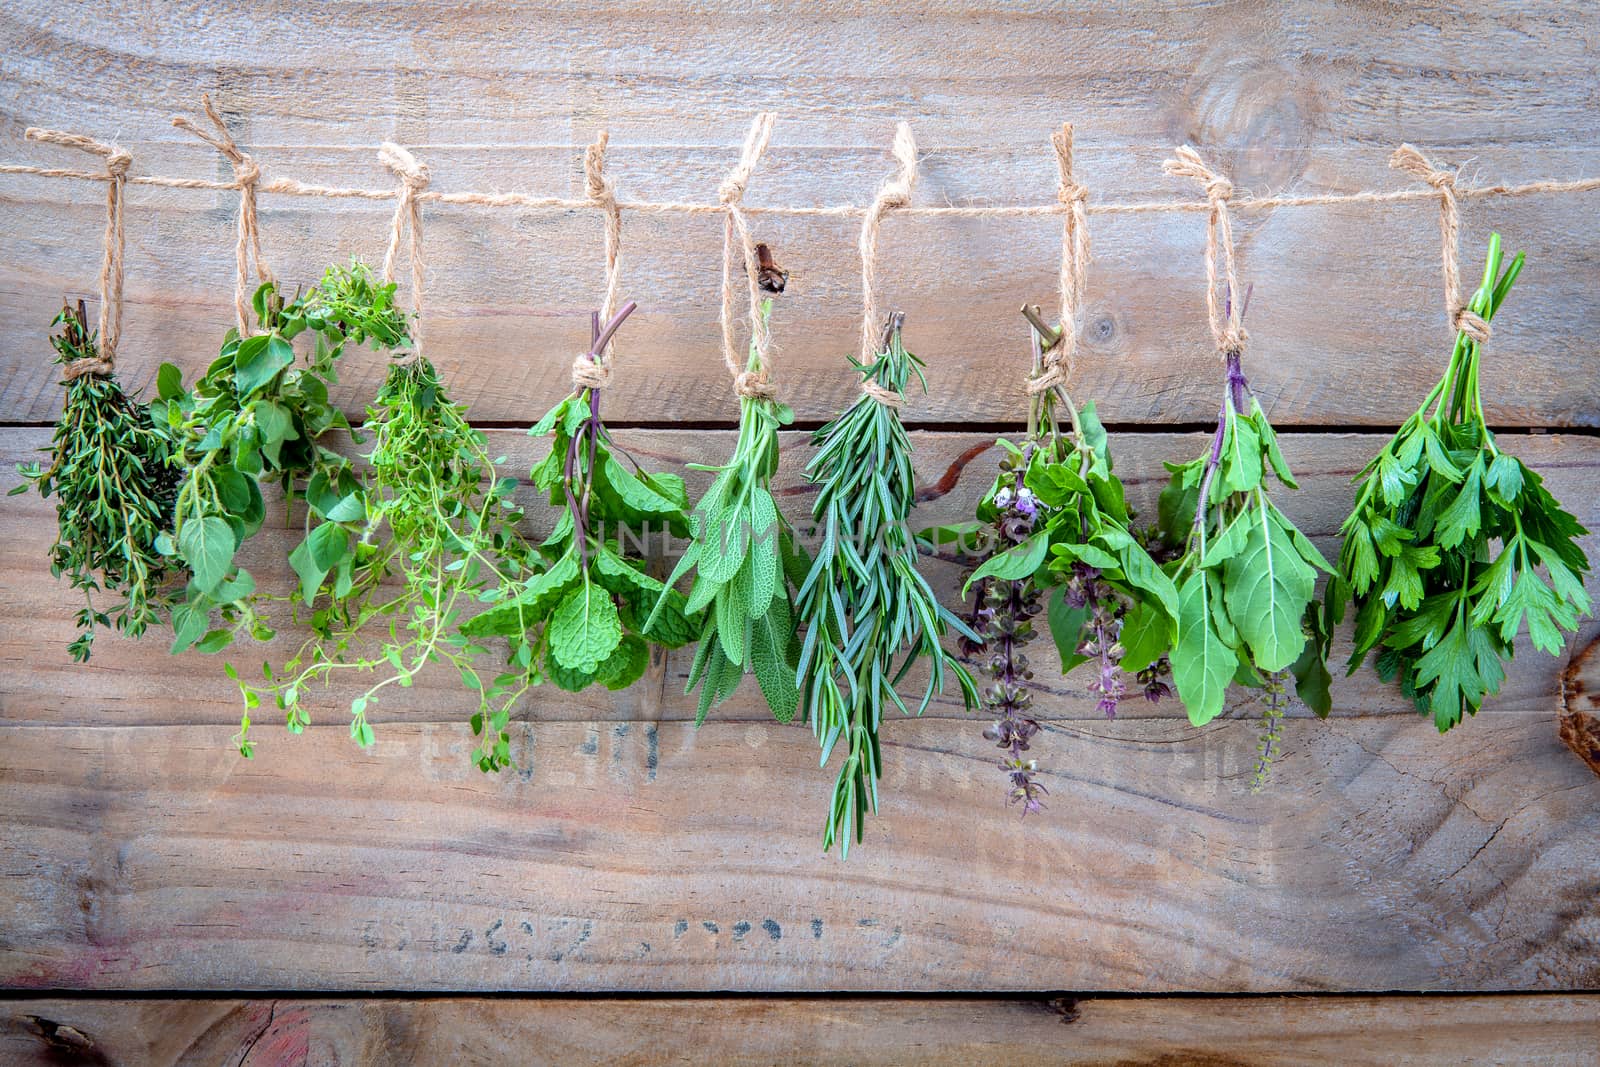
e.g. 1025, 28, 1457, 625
5, 995, 1600, 1065
2, 429, 1595, 731
0, 713, 1596, 992
2, 2, 1600, 427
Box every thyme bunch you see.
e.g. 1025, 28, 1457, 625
797, 315, 981, 856
12, 302, 180, 661
238, 356, 538, 766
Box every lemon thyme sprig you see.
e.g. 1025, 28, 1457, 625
236, 356, 539, 767
1328, 234, 1591, 731
12, 301, 181, 661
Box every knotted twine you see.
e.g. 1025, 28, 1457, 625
572, 131, 623, 391
26, 127, 130, 379
172, 95, 273, 337
718, 113, 778, 400
857, 123, 918, 408
1390, 144, 1492, 346
379, 141, 430, 360
1029, 122, 1091, 394
1163, 146, 1247, 357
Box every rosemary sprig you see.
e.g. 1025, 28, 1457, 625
12, 301, 180, 661
797, 315, 981, 856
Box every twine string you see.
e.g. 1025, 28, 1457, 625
572, 131, 625, 391
858, 123, 918, 406
1029, 122, 1091, 394
25, 127, 129, 379
172, 95, 273, 336
718, 113, 778, 400
379, 142, 430, 358
1163, 146, 1247, 357
1390, 144, 1492, 345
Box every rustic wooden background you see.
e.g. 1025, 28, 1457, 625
3, 1, 1598, 1063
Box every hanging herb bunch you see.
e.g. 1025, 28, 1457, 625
12, 301, 182, 661
462, 303, 698, 722
654, 300, 807, 724
237, 353, 539, 766
797, 314, 981, 856
1328, 235, 1591, 731
153, 262, 410, 663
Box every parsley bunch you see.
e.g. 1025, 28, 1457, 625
1158, 347, 1333, 779
1329, 234, 1591, 730
238, 356, 538, 766
12, 301, 181, 661
462, 304, 698, 705
797, 315, 981, 856
154, 263, 409, 659
654, 301, 807, 724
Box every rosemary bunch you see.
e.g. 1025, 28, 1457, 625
238, 356, 538, 766
797, 315, 981, 857
155, 262, 409, 660
462, 303, 698, 704
12, 301, 180, 661
1328, 234, 1591, 730
655, 301, 807, 723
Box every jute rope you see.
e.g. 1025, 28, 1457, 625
1029, 122, 1090, 394
379, 141, 430, 358
172, 95, 273, 337
1390, 144, 1492, 345
571, 131, 623, 391
857, 123, 918, 407
1163, 146, 1247, 356
718, 113, 778, 400
24, 127, 130, 379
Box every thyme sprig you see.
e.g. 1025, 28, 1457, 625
797, 315, 981, 856
12, 301, 180, 661
237, 356, 538, 766
1328, 234, 1591, 730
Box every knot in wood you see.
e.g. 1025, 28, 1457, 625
734, 370, 776, 400
1454, 307, 1492, 345
571, 354, 611, 391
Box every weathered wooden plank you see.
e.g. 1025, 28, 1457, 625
5, 994, 1600, 1066
1, 714, 1595, 992
2, 3, 1599, 427
2, 429, 1595, 730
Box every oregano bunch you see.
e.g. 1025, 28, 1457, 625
1328, 234, 1591, 731
796, 314, 981, 857
1158, 347, 1333, 783
462, 303, 698, 707
154, 262, 409, 659
653, 301, 807, 724
12, 301, 181, 661
236, 355, 539, 766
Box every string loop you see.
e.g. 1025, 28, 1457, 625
858, 123, 918, 365
1391, 143, 1492, 346
379, 142, 430, 358
1029, 122, 1091, 395
1163, 145, 1248, 357
718, 114, 777, 399
26, 127, 128, 379
172, 94, 273, 337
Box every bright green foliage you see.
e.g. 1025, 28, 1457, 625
462, 306, 696, 708
1328, 234, 1591, 732
12, 301, 181, 661
654, 303, 807, 725
1158, 357, 1332, 742
238, 357, 539, 769
154, 262, 410, 689
796, 316, 981, 857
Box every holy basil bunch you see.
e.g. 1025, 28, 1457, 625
1328, 235, 1591, 731
654, 301, 807, 725
1159, 350, 1332, 785
237, 356, 539, 766
154, 262, 409, 661
797, 315, 981, 857
12, 301, 181, 661
462, 304, 697, 710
